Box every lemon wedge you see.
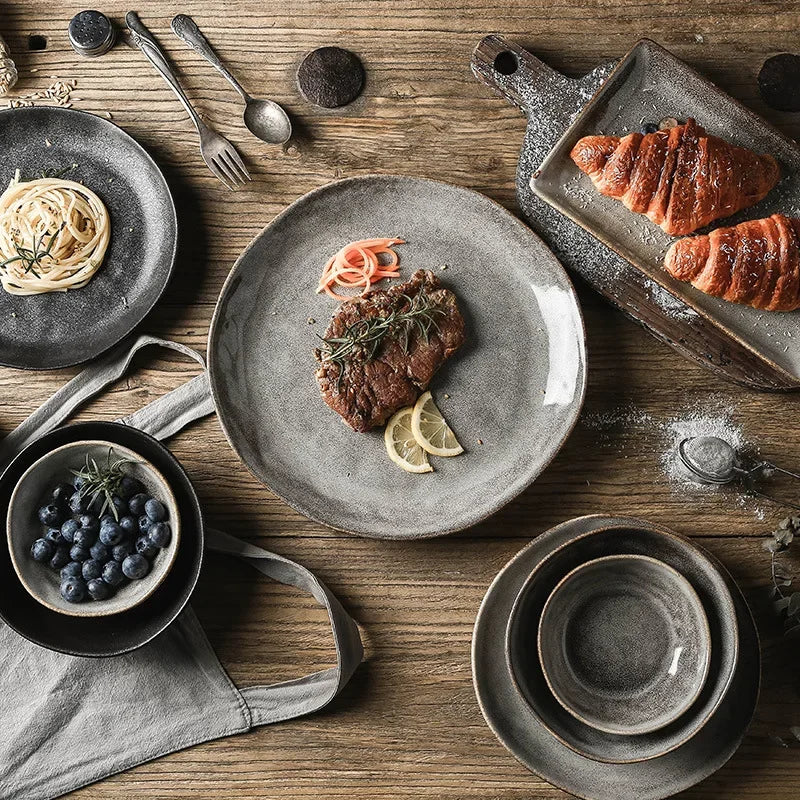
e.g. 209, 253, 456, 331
411, 391, 464, 457
384, 406, 433, 473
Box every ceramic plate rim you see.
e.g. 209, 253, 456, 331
207, 173, 588, 539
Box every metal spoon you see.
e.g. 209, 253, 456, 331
679, 435, 800, 509
171, 14, 292, 145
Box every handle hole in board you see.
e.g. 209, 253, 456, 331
493, 51, 519, 76
28, 34, 47, 51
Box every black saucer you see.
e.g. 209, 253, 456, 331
0, 422, 204, 657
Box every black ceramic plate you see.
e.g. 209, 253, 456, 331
0, 107, 177, 369
208, 175, 586, 539
0, 422, 203, 657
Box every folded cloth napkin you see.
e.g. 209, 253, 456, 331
0, 335, 364, 800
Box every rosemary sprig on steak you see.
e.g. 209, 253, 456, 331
318, 285, 444, 373
314, 270, 466, 433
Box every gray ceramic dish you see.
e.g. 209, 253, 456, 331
504, 521, 739, 764
530, 38, 800, 385
474, 516, 758, 800
0, 107, 177, 370
208, 174, 586, 539
538, 554, 711, 736
8, 440, 180, 617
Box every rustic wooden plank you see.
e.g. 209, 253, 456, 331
2, 1, 800, 798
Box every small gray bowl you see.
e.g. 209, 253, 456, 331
537, 554, 712, 736
7, 440, 180, 617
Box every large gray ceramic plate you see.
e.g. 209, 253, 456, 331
473, 514, 760, 800
0, 107, 177, 369
208, 175, 586, 538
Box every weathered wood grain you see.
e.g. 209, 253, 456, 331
2, 1, 800, 798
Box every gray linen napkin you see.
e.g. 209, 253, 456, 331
0, 335, 364, 800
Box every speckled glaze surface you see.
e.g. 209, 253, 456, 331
504, 521, 739, 764
208, 175, 586, 538
8, 440, 180, 617
0, 107, 177, 369
0, 422, 204, 657
475, 516, 759, 798
472, 35, 800, 390
538, 554, 711, 736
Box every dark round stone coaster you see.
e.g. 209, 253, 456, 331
297, 46, 365, 108
758, 53, 800, 112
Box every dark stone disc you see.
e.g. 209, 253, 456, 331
758, 53, 800, 112
297, 46, 365, 108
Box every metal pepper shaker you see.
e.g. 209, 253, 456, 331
68, 10, 116, 57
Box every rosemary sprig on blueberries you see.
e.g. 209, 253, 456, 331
71, 449, 136, 522
318, 287, 444, 388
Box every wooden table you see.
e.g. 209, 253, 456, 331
3, 2, 800, 797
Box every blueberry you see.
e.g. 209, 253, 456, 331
100, 513, 115, 528
60, 518, 80, 544
51, 482, 74, 507
78, 513, 100, 533
138, 515, 152, 535
82, 559, 103, 581
99, 522, 124, 546
119, 515, 137, 537
30, 538, 54, 562
110, 495, 128, 518
90, 541, 110, 562
144, 498, 166, 522
37, 504, 62, 527
73, 527, 97, 549
128, 493, 149, 517
147, 521, 171, 549
69, 544, 90, 563
112, 541, 133, 562
135, 535, 158, 559
102, 560, 125, 586
87, 578, 112, 600
60, 561, 83, 580
122, 553, 150, 579
44, 527, 64, 546
640, 121, 659, 135
72, 474, 87, 490
60, 577, 87, 603
119, 476, 144, 500
68, 491, 89, 515
49, 545, 71, 570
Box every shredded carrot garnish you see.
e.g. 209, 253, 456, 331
317, 238, 405, 301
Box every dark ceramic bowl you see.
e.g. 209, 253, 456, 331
0, 421, 203, 656
505, 524, 738, 764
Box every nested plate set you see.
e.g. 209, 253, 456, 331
0, 25, 790, 800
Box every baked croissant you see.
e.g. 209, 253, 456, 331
570, 118, 780, 235
664, 213, 800, 311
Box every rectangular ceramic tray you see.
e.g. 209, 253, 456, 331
530, 38, 800, 383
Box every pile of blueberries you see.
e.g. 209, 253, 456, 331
29, 473, 172, 604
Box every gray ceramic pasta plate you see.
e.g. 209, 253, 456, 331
208, 175, 586, 538
473, 514, 760, 800
0, 107, 177, 370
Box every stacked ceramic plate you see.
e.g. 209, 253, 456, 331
472, 515, 760, 800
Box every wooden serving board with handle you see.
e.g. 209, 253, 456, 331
471, 34, 800, 391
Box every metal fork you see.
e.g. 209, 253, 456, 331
125, 11, 250, 190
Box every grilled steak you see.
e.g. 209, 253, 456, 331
314, 269, 465, 432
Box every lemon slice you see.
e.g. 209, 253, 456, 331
384, 406, 433, 473
411, 391, 464, 457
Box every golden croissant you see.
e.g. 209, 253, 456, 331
664, 213, 800, 311
570, 118, 780, 235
